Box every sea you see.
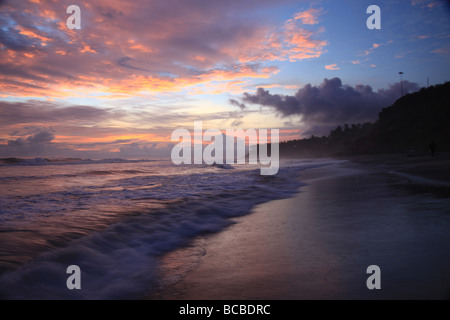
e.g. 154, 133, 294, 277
0, 158, 331, 299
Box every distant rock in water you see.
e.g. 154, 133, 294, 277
210, 163, 234, 169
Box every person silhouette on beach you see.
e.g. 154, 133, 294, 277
429, 141, 436, 157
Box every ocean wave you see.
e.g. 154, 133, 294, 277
0, 161, 332, 299
0, 169, 150, 184
0, 158, 156, 167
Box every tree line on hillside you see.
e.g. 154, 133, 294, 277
271, 81, 450, 158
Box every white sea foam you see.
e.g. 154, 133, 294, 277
0, 159, 334, 299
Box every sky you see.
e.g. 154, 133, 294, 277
0, 0, 449, 159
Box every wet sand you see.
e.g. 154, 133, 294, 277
347, 152, 450, 187
155, 159, 450, 300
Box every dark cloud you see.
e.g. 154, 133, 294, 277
229, 98, 247, 110
6, 138, 26, 147
0, 64, 51, 83
98, 6, 125, 19
230, 119, 243, 127
32, 65, 77, 81
4, 79, 47, 90
0, 100, 113, 125
25, 130, 54, 144
116, 57, 150, 72
0, 26, 37, 51
3, 128, 55, 156
238, 77, 420, 135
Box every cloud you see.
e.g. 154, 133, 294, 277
0, 97, 265, 157
118, 141, 173, 159
0, 124, 174, 158
431, 47, 450, 55
236, 77, 420, 135
0, 100, 113, 126
293, 8, 322, 25
0, 0, 323, 97
229, 98, 247, 110
25, 130, 55, 144
2, 127, 55, 156
230, 119, 243, 127
0, 26, 38, 51
411, 0, 444, 9
361, 43, 381, 57
325, 64, 339, 70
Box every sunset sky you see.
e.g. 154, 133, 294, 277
1, 0, 449, 159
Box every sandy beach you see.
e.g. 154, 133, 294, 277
154, 156, 450, 300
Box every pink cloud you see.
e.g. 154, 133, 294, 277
293, 8, 322, 25
325, 64, 340, 70
411, 0, 442, 9
432, 47, 450, 55
0, 1, 326, 97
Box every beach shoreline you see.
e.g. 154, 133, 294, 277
152, 158, 450, 300
344, 152, 450, 184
